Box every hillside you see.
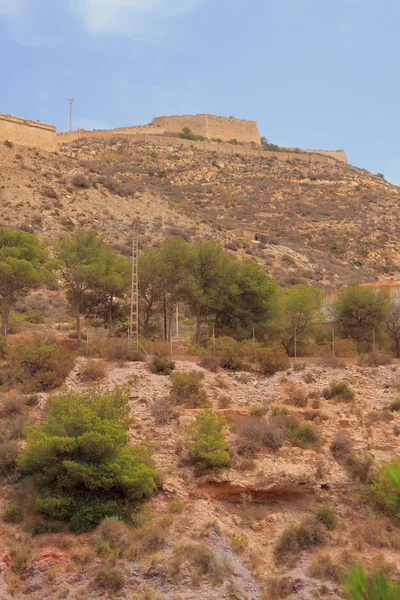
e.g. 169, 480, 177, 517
1, 136, 399, 290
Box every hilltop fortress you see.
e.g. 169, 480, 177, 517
0, 111, 348, 164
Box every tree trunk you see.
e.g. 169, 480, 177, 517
163, 293, 167, 342
107, 294, 113, 337
76, 301, 81, 346
396, 338, 400, 359
196, 303, 202, 346
1, 296, 10, 338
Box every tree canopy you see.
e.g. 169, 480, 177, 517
19, 387, 158, 532
331, 283, 390, 343
0, 227, 56, 337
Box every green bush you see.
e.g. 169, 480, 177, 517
18, 387, 159, 532
6, 335, 74, 392
253, 345, 290, 376
0, 336, 6, 358
90, 338, 145, 362
25, 309, 45, 324
214, 337, 244, 371
315, 505, 337, 531
370, 457, 400, 518
149, 356, 175, 375
344, 565, 400, 600
187, 409, 231, 474
94, 567, 125, 593
274, 516, 327, 563
27, 519, 64, 536
2, 504, 23, 523
323, 381, 355, 403
289, 422, 319, 448
169, 371, 208, 408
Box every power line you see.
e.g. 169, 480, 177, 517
67, 98, 75, 132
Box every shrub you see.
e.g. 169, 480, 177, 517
0, 336, 6, 358
132, 522, 166, 557
0, 441, 19, 477
275, 516, 327, 563
214, 337, 243, 371
2, 504, 23, 523
346, 453, 373, 482
370, 457, 400, 518
93, 338, 145, 362
6, 336, 74, 392
231, 415, 285, 451
92, 518, 133, 557
359, 352, 393, 367
80, 359, 107, 382
253, 345, 290, 375
266, 576, 297, 599
151, 397, 173, 425
27, 519, 64, 536
343, 565, 400, 600
199, 354, 220, 372
169, 542, 227, 584
330, 431, 352, 456
389, 397, 400, 412
72, 174, 91, 188
25, 308, 45, 324
315, 505, 337, 531
18, 387, 158, 532
150, 356, 175, 375
323, 380, 355, 403
289, 422, 319, 448
187, 409, 231, 474
231, 533, 248, 553
309, 552, 344, 582
0, 395, 26, 417
94, 567, 125, 592
169, 371, 208, 408
286, 386, 308, 408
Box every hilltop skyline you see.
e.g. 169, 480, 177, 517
0, 0, 399, 183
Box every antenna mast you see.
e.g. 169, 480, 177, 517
129, 222, 140, 350
67, 98, 75, 131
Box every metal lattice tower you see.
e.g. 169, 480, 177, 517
129, 223, 139, 350
67, 98, 75, 131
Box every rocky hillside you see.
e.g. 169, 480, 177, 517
1, 136, 399, 290
1, 354, 400, 599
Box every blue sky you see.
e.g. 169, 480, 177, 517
1, 0, 399, 182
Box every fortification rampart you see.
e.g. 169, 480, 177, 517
57, 124, 164, 144
0, 113, 56, 151
152, 114, 261, 144
286, 147, 347, 163
64, 132, 346, 166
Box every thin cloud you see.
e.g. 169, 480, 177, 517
69, 0, 206, 39
0, 0, 22, 18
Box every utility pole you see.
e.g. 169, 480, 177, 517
67, 98, 75, 132
129, 222, 139, 351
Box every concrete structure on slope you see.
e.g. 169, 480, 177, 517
0, 113, 56, 151
152, 114, 261, 144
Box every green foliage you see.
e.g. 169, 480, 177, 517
277, 284, 323, 355
150, 356, 175, 375
18, 387, 158, 532
344, 565, 400, 600
323, 381, 355, 403
2, 504, 23, 523
169, 371, 208, 407
179, 127, 200, 141
370, 456, 400, 517
187, 409, 231, 474
289, 422, 319, 448
6, 335, 74, 392
94, 567, 125, 593
0, 227, 56, 337
0, 335, 6, 358
25, 308, 45, 324
331, 283, 390, 343
214, 336, 244, 370
275, 516, 327, 563
315, 505, 337, 531
56, 229, 127, 342
252, 344, 290, 375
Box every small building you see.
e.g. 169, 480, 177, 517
232, 228, 270, 244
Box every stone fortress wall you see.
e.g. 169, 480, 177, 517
152, 114, 261, 144
0, 111, 347, 164
0, 113, 56, 152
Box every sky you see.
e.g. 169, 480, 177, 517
0, 0, 399, 183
